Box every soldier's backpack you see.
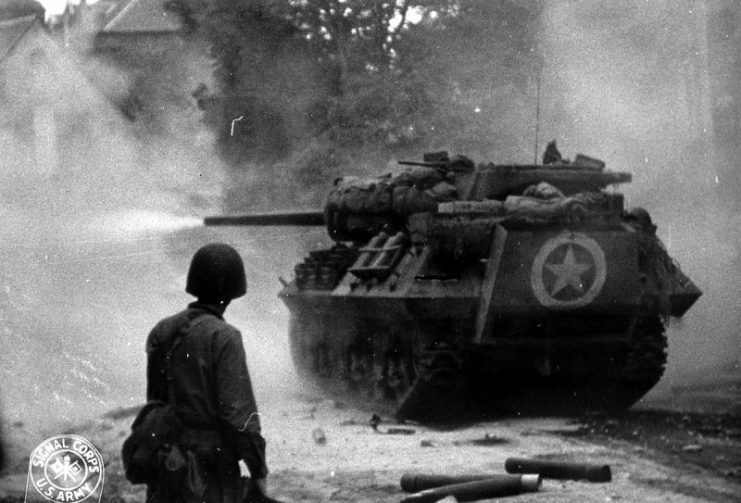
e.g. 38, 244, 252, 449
121, 313, 201, 485
121, 399, 183, 484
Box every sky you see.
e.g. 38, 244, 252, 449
38, 0, 98, 18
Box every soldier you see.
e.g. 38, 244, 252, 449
542, 140, 565, 165
145, 243, 268, 502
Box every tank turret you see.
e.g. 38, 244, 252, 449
206, 150, 632, 242
205, 145, 701, 420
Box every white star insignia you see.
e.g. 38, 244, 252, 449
546, 245, 592, 296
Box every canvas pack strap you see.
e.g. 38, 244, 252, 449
162, 310, 210, 406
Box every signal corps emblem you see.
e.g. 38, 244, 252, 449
530, 232, 607, 308
27, 434, 104, 503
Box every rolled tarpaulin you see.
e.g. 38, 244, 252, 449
504, 457, 612, 482
399, 475, 541, 502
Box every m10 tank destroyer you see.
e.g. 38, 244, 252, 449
206, 144, 701, 419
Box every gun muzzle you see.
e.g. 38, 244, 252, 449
505, 457, 612, 482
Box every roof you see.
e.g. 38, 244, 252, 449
101, 0, 182, 34
0, 0, 44, 21
0, 14, 37, 63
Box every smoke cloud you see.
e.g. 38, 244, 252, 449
538, 0, 740, 391
0, 17, 257, 468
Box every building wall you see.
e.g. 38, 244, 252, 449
93, 31, 213, 136
0, 20, 127, 178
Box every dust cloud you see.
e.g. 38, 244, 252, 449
538, 0, 740, 390
0, 22, 306, 470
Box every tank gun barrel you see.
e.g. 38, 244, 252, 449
204, 210, 325, 227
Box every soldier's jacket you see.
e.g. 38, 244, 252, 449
146, 302, 267, 501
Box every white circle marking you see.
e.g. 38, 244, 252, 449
530, 232, 607, 308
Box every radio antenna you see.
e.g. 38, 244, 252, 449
533, 62, 542, 164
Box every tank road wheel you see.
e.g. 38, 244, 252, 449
395, 344, 467, 421
289, 315, 339, 384
379, 346, 415, 403
346, 344, 372, 393
342, 331, 417, 410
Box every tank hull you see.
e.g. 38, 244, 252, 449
209, 152, 700, 421
281, 287, 667, 419
277, 217, 690, 420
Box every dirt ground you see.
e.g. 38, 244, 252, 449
2, 373, 739, 503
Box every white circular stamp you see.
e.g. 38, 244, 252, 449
530, 232, 607, 308
28, 434, 104, 503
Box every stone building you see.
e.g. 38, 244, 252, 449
92, 0, 211, 133
0, 5, 128, 178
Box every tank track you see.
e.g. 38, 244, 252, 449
289, 315, 475, 419
288, 313, 668, 419
395, 344, 468, 421
616, 313, 668, 406
288, 315, 418, 415
483, 314, 668, 414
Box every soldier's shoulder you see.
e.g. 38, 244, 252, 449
193, 313, 240, 337
146, 309, 190, 350
215, 320, 242, 340
152, 309, 190, 332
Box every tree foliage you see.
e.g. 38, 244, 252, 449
171, 0, 543, 209
288, 1, 452, 90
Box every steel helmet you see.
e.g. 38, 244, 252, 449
186, 243, 247, 301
